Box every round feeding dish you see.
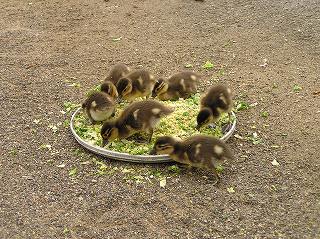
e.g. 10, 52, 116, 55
70, 108, 237, 163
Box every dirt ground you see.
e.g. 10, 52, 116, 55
1, 0, 319, 238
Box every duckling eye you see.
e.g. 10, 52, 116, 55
157, 85, 164, 93
157, 144, 169, 150
103, 130, 110, 138
123, 85, 131, 94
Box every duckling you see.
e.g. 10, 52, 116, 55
105, 63, 131, 84
100, 81, 118, 99
150, 135, 233, 184
152, 71, 199, 100
100, 100, 173, 146
116, 69, 156, 101
82, 92, 115, 124
196, 84, 232, 131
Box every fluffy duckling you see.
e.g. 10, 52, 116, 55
150, 135, 233, 183
152, 71, 199, 100
105, 63, 131, 84
196, 84, 232, 131
100, 100, 173, 146
82, 92, 115, 124
100, 81, 118, 99
116, 69, 156, 101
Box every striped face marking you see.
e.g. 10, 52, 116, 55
155, 144, 174, 155
155, 82, 168, 95
214, 145, 224, 155
122, 82, 132, 96
227, 88, 231, 94
190, 75, 197, 81
91, 101, 97, 107
133, 109, 139, 120
219, 94, 228, 105
149, 74, 154, 80
137, 77, 143, 85
152, 108, 161, 115
179, 78, 186, 91
195, 143, 202, 156
103, 127, 119, 141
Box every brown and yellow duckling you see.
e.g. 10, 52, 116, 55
196, 84, 232, 131
100, 100, 174, 146
82, 92, 116, 124
105, 63, 131, 84
101, 63, 130, 100
150, 135, 233, 184
116, 69, 156, 101
152, 71, 199, 100
100, 81, 118, 99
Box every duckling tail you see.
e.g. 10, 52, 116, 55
166, 106, 175, 114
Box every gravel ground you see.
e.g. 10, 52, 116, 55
0, 0, 319, 238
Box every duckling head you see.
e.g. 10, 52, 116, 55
101, 81, 118, 99
152, 79, 168, 97
150, 136, 176, 155
116, 78, 132, 99
196, 107, 214, 130
100, 121, 119, 146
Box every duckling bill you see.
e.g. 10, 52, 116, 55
116, 69, 156, 101
150, 135, 233, 184
196, 84, 232, 131
82, 92, 115, 124
152, 71, 199, 100
100, 100, 173, 146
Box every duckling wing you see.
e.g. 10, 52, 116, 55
94, 96, 115, 111
184, 136, 218, 167
121, 111, 143, 130
168, 78, 196, 96
132, 78, 146, 92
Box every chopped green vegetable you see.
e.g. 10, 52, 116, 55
69, 167, 77, 177
217, 68, 225, 76
159, 177, 167, 188
167, 165, 181, 174
235, 101, 250, 111
293, 84, 302, 92
86, 84, 101, 96
63, 102, 81, 114
216, 165, 224, 173
247, 132, 263, 145
9, 149, 17, 156
202, 61, 214, 70
68, 82, 81, 88
260, 111, 269, 118
185, 63, 193, 68
112, 37, 122, 42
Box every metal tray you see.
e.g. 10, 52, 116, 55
70, 108, 237, 163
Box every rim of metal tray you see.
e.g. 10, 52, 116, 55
70, 107, 237, 163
